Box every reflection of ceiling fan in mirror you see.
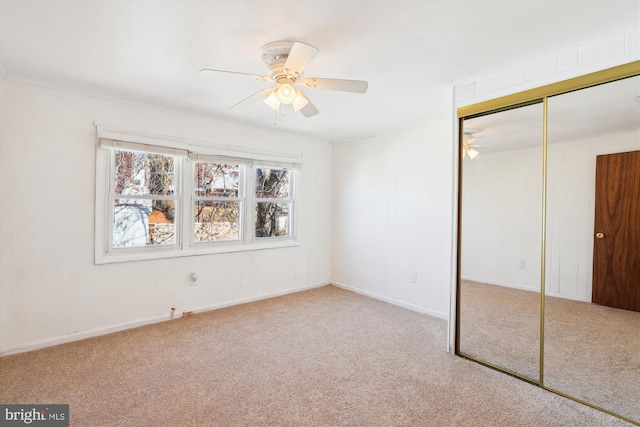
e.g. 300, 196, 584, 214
462, 128, 482, 159
199, 40, 368, 119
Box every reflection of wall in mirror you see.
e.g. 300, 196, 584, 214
461, 143, 543, 292
461, 129, 640, 301
546, 129, 639, 301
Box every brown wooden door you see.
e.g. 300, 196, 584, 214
592, 150, 640, 311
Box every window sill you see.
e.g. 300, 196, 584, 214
94, 238, 299, 265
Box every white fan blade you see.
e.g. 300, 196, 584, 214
300, 77, 368, 93
199, 68, 271, 82
229, 88, 274, 110
283, 42, 319, 78
299, 100, 319, 118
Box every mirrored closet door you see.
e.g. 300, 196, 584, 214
544, 74, 640, 423
457, 103, 543, 382
456, 62, 640, 425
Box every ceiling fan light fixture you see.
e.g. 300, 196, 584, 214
292, 90, 309, 112
276, 82, 296, 104
464, 146, 479, 159
263, 91, 280, 111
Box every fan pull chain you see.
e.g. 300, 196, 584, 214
274, 101, 278, 126
274, 102, 287, 126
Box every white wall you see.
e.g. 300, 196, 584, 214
455, 26, 639, 107
330, 92, 454, 319
460, 144, 543, 292
0, 78, 332, 355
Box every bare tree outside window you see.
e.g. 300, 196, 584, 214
112, 150, 176, 247
255, 168, 292, 238
101, 143, 299, 262
193, 163, 241, 242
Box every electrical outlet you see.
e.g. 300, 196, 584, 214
410, 271, 418, 283
190, 272, 198, 286
519, 260, 526, 269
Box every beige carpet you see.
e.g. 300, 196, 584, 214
459, 280, 541, 381
0, 285, 634, 426
459, 280, 640, 424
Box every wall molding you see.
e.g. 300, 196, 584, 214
331, 281, 448, 321
0, 281, 329, 357
454, 26, 640, 108
461, 276, 590, 303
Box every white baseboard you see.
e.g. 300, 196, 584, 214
461, 276, 591, 303
0, 314, 171, 357
0, 281, 329, 357
545, 290, 591, 303
461, 275, 538, 293
331, 281, 448, 320
188, 281, 328, 315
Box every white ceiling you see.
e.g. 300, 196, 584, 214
1, 0, 638, 142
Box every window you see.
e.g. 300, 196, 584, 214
111, 148, 179, 249
193, 162, 243, 243
255, 167, 293, 238
95, 129, 301, 264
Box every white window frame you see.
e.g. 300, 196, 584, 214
107, 146, 182, 252
189, 158, 246, 247
253, 165, 296, 240
94, 127, 301, 264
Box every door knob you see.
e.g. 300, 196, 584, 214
595, 232, 604, 239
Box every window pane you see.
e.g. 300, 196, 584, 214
194, 201, 240, 242
255, 168, 290, 199
194, 163, 240, 197
114, 150, 175, 196
255, 202, 290, 237
113, 199, 175, 247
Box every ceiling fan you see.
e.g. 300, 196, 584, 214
199, 40, 368, 118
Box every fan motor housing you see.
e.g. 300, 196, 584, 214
260, 41, 301, 83
259, 41, 293, 66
